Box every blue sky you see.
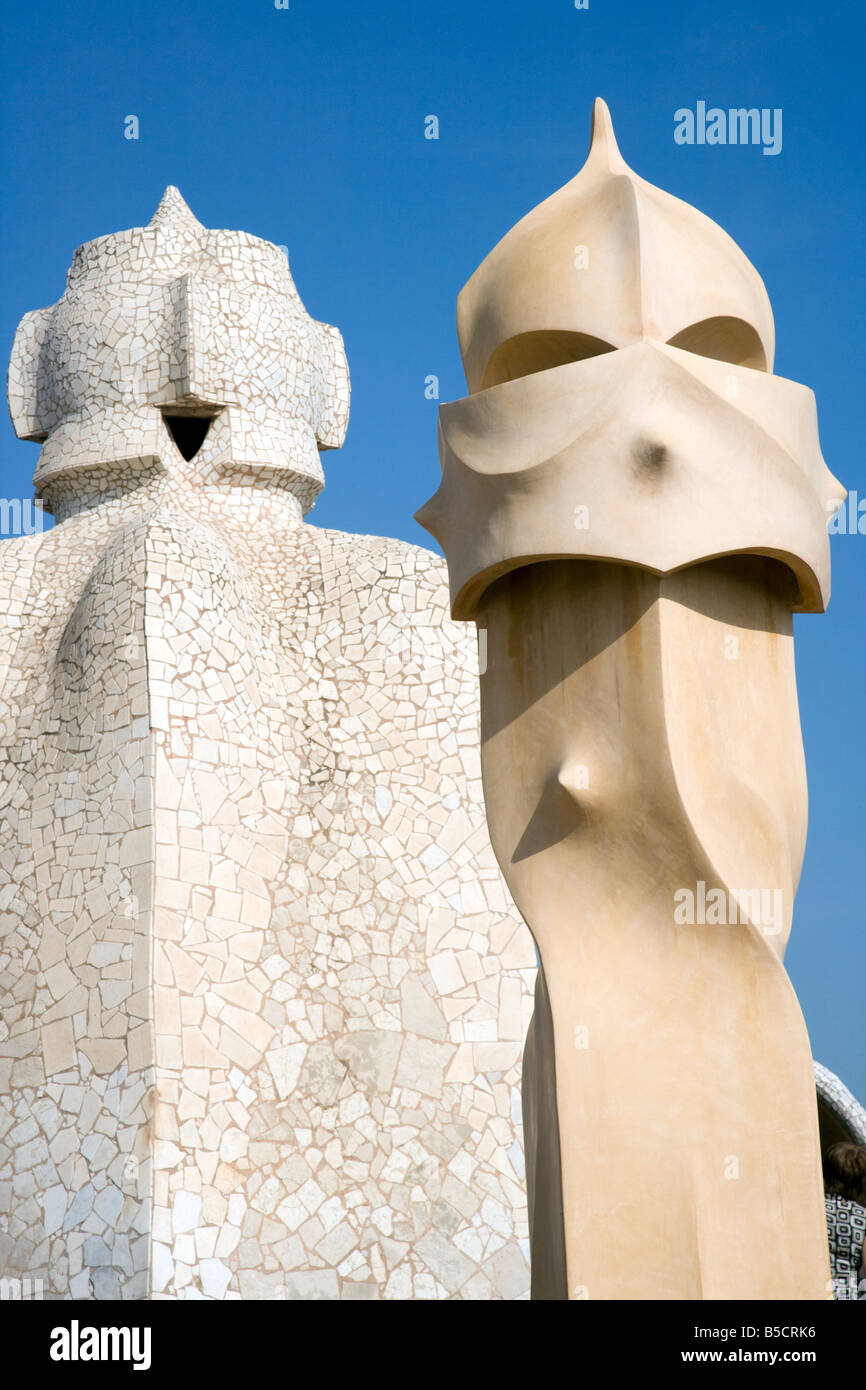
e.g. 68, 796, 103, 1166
1, 0, 864, 1102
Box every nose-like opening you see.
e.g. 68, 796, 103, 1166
162, 410, 217, 461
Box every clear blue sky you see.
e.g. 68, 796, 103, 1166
1, 0, 864, 1102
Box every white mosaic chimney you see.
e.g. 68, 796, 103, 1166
0, 189, 536, 1301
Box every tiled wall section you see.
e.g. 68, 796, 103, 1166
0, 508, 155, 1298
0, 491, 537, 1299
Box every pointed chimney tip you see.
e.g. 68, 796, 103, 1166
148, 186, 205, 232
587, 97, 625, 171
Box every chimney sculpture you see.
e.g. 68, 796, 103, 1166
418, 99, 844, 1299
1, 189, 536, 1300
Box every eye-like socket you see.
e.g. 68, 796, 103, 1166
479, 317, 767, 390
666, 316, 767, 371
481, 330, 616, 390
161, 408, 220, 461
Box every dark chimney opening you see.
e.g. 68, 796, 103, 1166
163, 414, 214, 461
